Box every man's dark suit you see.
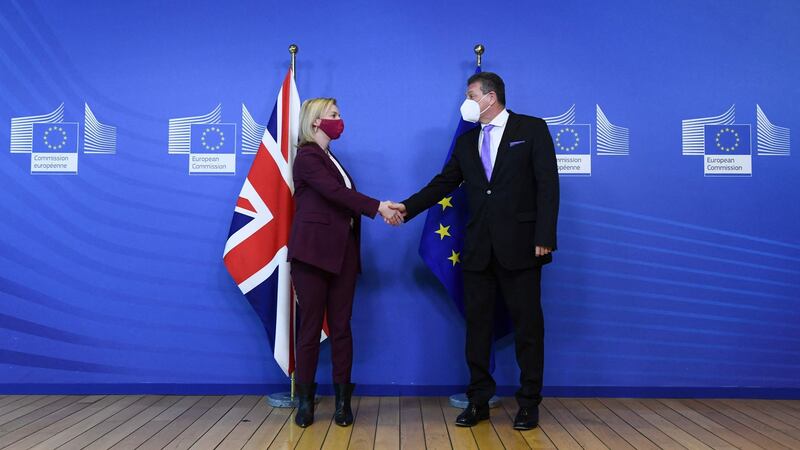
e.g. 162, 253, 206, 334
403, 111, 559, 407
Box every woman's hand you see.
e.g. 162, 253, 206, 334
379, 201, 404, 226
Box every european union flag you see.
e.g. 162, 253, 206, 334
549, 124, 591, 155
419, 68, 511, 366
190, 123, 236, 154
704, 124, 751, 155
32, 123, 78, 153
418, 116, 474, 316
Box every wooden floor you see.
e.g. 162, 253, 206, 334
0, 396, 799, 449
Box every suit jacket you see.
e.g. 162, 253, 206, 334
287, 142, 380, 275
403, 111, 559, 271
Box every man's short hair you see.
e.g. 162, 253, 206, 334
467, 72, 506, 106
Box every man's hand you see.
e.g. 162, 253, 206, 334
389, 202, 407, 218
535, 246, 552, 257
379, 201, 404, 226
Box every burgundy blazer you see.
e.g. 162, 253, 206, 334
287, 143, 380, 275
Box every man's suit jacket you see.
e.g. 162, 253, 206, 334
288, 143, 380, 275
403, 111, 559, 271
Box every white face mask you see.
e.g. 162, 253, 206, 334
460, 92, 491, 123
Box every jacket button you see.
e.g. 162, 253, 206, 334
486, 189, 492, 195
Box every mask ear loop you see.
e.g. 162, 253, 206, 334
477, 92, 493, 116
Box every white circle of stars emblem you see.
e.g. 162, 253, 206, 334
43, 126, 67, 150
555, 127, 580, 152
715, 127, 740, 152
201, 126, 225, 151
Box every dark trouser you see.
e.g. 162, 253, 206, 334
463, 251, 544, 408
292, 231, 358, 385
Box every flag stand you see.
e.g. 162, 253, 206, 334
448, 44, 501, 411
266, 390, 297, 408
449, 394, 501, 409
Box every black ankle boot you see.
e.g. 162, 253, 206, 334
294, 383, 316, 428
333, 383, 355, 426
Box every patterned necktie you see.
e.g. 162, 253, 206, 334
480, 124, 495, 181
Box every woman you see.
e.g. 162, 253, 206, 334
287, 97, 401, 428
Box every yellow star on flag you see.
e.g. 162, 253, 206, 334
435, 224, 451, 240
438, 196, 453, 211
447, 250, 461, 266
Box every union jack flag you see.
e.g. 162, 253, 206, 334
223, 68, 325, 376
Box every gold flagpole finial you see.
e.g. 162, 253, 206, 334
289, 44, 298, 77
474, 44, 485, 67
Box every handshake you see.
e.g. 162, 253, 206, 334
378, 201, 407, 226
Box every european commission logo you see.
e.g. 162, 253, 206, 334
167, 104, 237, 175
241, 104, 266, 155
31, 123, 79, 174
9, 103, 117, 174
83, 103, 117, 154
682, 104, 790, 177
544, 104, 630, 176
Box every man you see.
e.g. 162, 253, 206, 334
393, 72, 559, 429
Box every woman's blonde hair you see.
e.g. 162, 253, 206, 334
298, 97, 337, 146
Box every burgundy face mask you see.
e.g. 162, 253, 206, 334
318, 118, 344, 140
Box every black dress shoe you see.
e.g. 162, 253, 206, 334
294, 383, 316, 428
333, 383, 355, 427
513, 406, 539, 430
455, 402, 490, 427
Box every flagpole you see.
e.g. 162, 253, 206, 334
289, 42, 298, 406
289, 44, 298, 76
448, 44, 501, 411
474, 43, 484, 68
266, 44, 308, 409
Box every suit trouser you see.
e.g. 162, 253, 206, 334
292, 230, 358, 385
463, 251, 544, 408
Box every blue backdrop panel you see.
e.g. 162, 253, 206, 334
0, 0, 798, 394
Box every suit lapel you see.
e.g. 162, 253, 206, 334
307, 144, 347, 186
328, 149, 355, 190
464, 126, 488, 185
490, 111, 521, 183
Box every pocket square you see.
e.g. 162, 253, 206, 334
509, 140, 526, 147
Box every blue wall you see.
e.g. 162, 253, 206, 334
1, 0, 799, 395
